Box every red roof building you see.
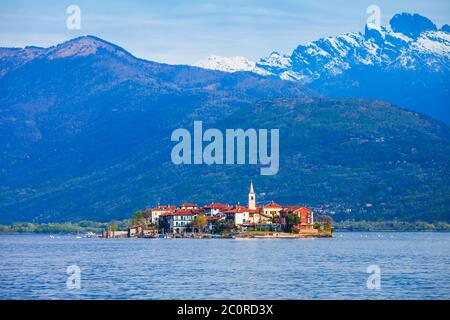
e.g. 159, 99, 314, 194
280, 206, 314, 230
203, 202, 229, 210
180, 203, 198, 209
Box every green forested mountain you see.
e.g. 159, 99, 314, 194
0, 36, 448, 223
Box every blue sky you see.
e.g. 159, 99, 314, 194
0, 0, 449, 64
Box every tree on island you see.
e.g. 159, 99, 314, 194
131, 209, 151, 226
210, 220, 228, 234
316, 215, 333, 233
272, 215, 280, 224
285, 214, 300, 233
192, 215, 208, 233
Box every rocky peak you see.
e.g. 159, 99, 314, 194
389, 13, 437, 39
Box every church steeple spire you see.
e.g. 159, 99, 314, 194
248, 180, 256, 210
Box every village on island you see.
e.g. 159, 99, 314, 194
102, 181, 333, 239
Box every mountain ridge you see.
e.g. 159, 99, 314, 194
0, 35, 449, 224
196, 12, 450, 124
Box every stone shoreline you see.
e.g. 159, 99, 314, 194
141, 231, 333, 239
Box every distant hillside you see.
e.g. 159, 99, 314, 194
0, 36, 449, 223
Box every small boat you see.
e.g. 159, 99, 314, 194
49, 235, 55, 239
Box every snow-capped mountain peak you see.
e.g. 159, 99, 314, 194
192, 12, 449, 124
195, 12, 449, 82
195, 55, 270, 75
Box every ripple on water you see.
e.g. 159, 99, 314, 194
0, 233, 449, 299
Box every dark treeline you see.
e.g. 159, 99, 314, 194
0, 220, 129, 234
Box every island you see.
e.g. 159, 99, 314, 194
101, 181, 333, 239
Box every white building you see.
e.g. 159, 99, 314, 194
225, 206, 250, 226
203, 202, 229, 216
150, 205, 176, 225
159, 209, 195, 233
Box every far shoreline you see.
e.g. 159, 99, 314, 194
1, 220, 449, 235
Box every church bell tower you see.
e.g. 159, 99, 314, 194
248, 180, 256, 210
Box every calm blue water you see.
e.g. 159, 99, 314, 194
0, 232, 449, 300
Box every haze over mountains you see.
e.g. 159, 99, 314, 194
0, 19, 449, 223
197, 13, 450, 124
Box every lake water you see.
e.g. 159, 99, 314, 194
0, 232, 449, 300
